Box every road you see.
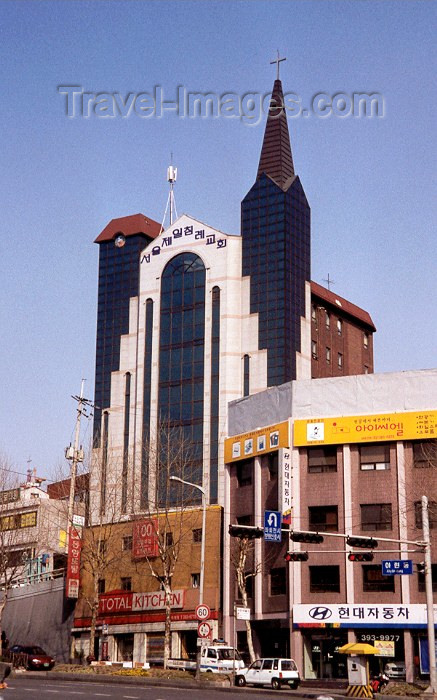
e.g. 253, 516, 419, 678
2, 677, 345, 700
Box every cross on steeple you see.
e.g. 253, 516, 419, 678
323, 274, 335, 290
270, 50, 286, 80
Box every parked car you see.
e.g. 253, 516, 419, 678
384, 661, 406, 679
8, 645, 55, 670
236, 657, 301, 689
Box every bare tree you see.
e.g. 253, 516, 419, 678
230, 530, 281, 664
230, 535, 260, 663
79, 471, 125, 660
132, 421, 202, 668
0, 456, 36, 640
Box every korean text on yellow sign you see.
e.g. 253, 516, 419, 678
293, 410, 437, 446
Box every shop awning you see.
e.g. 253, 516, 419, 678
339, 643, 378, 655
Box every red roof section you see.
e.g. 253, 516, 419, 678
95, 213, 162, 243
311, 281, 376, 331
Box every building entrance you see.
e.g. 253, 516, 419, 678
116, 633, 134, 662
305, 631, 348, 679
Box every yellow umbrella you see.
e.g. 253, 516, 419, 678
339, 643, 378, 655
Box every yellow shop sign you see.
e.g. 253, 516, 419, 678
225, 421, 290, 463
294, 410, 437, 446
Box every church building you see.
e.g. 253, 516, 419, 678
86, 68, 376, 663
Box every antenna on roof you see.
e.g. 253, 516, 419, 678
161, 154, 178, 230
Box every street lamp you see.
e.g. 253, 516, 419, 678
169, 475, 206, 680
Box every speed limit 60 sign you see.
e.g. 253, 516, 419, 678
195, 603, 211, 620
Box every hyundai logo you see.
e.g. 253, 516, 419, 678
309, 606, 332, 620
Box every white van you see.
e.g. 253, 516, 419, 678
236, 657, 301, 689
168, 642, 245, 674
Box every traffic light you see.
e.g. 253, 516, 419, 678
228, 524, 264, 539
290, 531, 324, 544
347, 536, 378, 549
348, 552, 374, 562
417, 562, 426, 574
284, 551, 309, 562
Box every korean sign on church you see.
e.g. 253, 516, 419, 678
140, 223, 227, 264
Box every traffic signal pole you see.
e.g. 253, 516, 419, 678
230, 521, 434, 689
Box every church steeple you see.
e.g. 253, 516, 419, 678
257, 70, 295, 190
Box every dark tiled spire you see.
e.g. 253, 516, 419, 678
256, 79, 294, 190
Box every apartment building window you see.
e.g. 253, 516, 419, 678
338, 353, 343, 369
98, 540, 107, 555
310, 566, 340, 593
98, 578, 105, 594
122, 535, 133, 551
243, 354, 250, 397
121, 577, 132, 591
311, 305, 317, 322
360, 443, 390, 470
236, 459, 253, 487
337, 319, 342, 336
18, 511, 37, 528
311, 340, 318, 359
414, 501, 437, 529
165, 532, 174, 547
418, 564, 437, 592
308, 446, 337, 473
363, 565, 394, 592
193, 528, 202, 543
364, 333, 369, 349
361, 503, 392, 531
270, 567, 286, 596
309, 505, 338, 532
326, 347, 331, 363
191, 572, 200, 588
413, 442, 430, 468
364, 365, 369, 374
325, 312, 330, 329
0, 511, 37, 531
6, 549, 29, 568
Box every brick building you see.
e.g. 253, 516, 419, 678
85, 68, 378, 662
310, 282, 375, 378
224, 369, 437, 681
72, 506, 222, 663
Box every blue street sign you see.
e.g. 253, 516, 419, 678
264, 510, 282, 542
381, 559, 413, 576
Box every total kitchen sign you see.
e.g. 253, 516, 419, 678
293, 603, 437, 629
99, 589, 185, 615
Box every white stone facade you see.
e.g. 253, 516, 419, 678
91, 213, 313, 518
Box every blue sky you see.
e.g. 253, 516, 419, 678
1, 1, 436, 480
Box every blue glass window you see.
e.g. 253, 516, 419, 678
158, 253, 206, 504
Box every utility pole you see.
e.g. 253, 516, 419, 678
65, 380, 87, 551
422, 495, 437, 696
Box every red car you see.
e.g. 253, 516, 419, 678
9, 645, 55, 670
